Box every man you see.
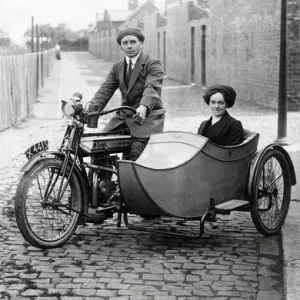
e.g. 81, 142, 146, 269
89, 27, 165, 161
55, 44, 61, 60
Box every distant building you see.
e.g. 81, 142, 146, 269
119, 0, 159, 30
88, 0, 300, 110
93, 0, 139, 32
89, 0, 160, 60
94, 10, 131, 32
166, 0, 209, 10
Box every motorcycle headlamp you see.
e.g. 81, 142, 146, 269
61, 96, 83, 119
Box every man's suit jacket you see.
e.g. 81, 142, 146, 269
197, 111, 244, 146
91, 51, 165, 138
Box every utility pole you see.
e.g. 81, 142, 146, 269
36, 23, 40, 94
35, 23, 40, 52
31, 17, 34, 52
275, 0, 290, 145
47, 28, 50, 50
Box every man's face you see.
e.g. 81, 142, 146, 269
120, 35, 142, 58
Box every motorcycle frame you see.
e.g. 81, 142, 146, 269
39, 116, 131, 225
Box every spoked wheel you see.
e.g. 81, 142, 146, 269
250, 149, 291, 236
15, 158, 82, 249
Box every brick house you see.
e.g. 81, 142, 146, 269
89, 0, 159, 61
89, 9, 131, 59
88, 0, 300, 110
164, 1, 208, 84
163, 0, 299, 110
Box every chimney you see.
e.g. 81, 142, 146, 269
104, 9, 109, 21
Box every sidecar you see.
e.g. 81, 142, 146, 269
117, 129, 296, 237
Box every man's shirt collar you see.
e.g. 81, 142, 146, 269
125, 51, 141, 66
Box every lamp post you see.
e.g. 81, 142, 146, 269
275, 0, 291, 145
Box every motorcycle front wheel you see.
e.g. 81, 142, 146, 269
15, 158, 82, 249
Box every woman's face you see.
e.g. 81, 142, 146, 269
209, 92, 227, 117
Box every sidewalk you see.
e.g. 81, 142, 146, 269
281, 144, 300, 300
0, 52, 299, 300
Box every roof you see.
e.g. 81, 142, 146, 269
157, 13, 167, 28
188, 3, 209, 21
97, 10, 131, 22
124, 0, 158, 22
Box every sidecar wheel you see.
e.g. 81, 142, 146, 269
15, 158, 82, 249
250, 149, 291, 236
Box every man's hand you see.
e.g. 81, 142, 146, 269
133, 105, 148, 124
87, 102, 99, 112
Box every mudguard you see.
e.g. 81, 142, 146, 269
21, 151, 63, 172
20, 151, 89, 219
247, 143, 297, 199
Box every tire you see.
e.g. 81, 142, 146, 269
15, 158, 82, 249
250, 149, 291, 236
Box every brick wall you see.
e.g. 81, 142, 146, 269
287, 0, 300, 110
207, 0, 281, 109
166, 3, 191, 82
165, 2, 208, 84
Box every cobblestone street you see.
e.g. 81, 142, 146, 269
1, 52, 299, 300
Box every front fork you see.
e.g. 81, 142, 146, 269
55, 126, 80, 202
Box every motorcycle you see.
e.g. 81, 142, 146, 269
14, 92, 296, 249
15, 93, 135, 249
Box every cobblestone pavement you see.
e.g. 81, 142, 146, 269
0, 52, 299, 300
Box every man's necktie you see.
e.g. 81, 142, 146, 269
125, 59, 132, 87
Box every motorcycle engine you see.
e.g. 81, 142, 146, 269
90, 155, 118, 207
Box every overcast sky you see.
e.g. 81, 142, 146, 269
0, 0, 166, 44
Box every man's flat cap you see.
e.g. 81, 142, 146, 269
116, 27, 145, 45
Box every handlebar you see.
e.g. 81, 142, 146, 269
87, 106, 137, 117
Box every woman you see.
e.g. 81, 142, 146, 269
197, 84, 244, 146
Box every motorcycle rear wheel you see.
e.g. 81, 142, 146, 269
15, 158, 82, 249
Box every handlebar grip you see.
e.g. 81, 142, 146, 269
88, 111, 101, 117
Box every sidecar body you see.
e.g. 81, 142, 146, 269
117, 129, 296, 237
117, 130, 259, 218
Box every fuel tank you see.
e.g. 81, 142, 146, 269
79, 133, 131, 154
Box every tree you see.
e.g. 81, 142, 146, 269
23, 23, 89, 51
0, 29, 11, 46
